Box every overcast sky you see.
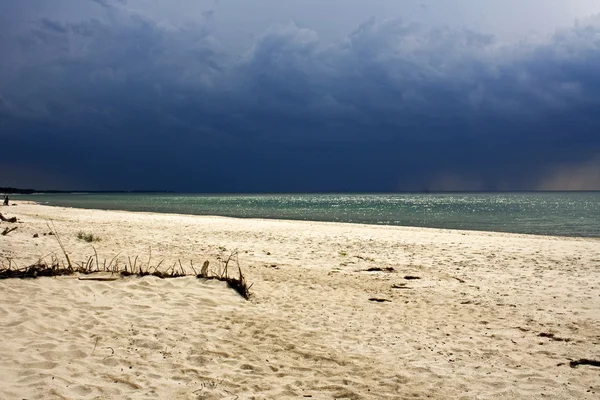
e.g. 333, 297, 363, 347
1, 0, 600, 191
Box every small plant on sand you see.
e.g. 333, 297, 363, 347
1, 224, 252, 300
76, 231, 101, 243
207, 249, 253, 299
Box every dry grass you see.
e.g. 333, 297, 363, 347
0, 253, 252, 300
196, 254, 253, 300
0, 224, 252, 300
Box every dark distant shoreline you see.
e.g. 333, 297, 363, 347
1, 188, 173, 194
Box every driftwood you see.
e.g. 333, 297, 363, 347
569, 359, 600, 368
0, 213, 17, 223
1, 227, 18, 236
369, 298, 391, 302
78, 276, 119, 281
200, 260, 209, 278
363, 267, 395, 273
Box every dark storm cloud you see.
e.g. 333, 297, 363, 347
0, 1, 599, 191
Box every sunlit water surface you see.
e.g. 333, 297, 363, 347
15, 192, 600, 238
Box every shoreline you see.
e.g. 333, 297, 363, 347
1, 202, 599, 399
14, 199, 600, 241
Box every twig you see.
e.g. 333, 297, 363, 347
107, 252, 122, 273
103, 347, 115, 360
93, 246, 99, 272
48, 221, 72, 270
92, 337, 99, 355
147, 247, 152, 273
1, 226, 17, 236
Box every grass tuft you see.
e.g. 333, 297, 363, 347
76, 231, 101, 243
196, 250, 252, 299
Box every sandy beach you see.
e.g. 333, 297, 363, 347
1, 202, 599, 399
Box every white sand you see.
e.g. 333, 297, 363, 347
1, 202, 599, 399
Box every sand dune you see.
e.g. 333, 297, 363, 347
1, 202, 599, 399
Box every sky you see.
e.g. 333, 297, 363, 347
1, 0, 600, 192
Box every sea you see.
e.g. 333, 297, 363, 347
13, 192, 600, 238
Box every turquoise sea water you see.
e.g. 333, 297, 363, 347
14, 192, 600, 238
